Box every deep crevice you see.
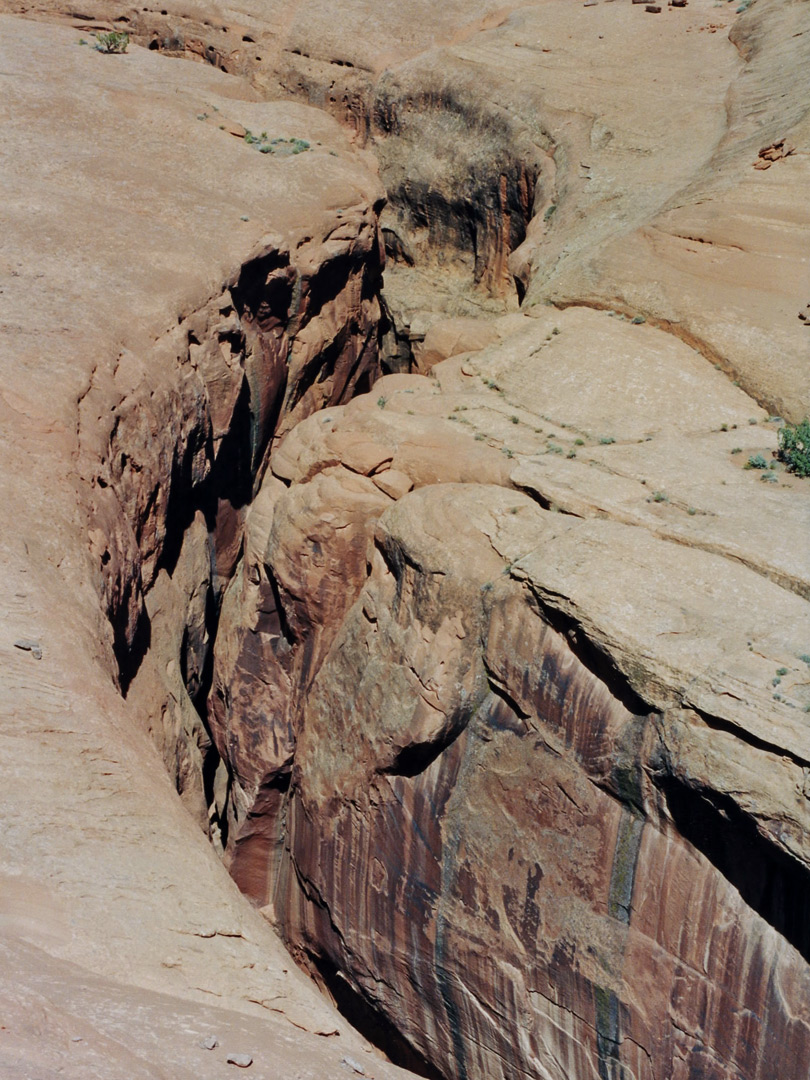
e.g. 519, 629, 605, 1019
308, 951, 447, 1080
523, 591, 653, 719
660, 775, 810, 963
114, 590, 151, 697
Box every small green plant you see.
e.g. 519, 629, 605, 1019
599, 436, 615, 445
748, 417, 758, 425
95, 30, 129, 53
731, 447, 742, 455
776, 667, 788, 676
776, 418, 810, 478
687, 507, 697, 516
244, 131, 311, 156
798, 654, 810, 666
566, 450, 576, 459
652, 491, 668, 503
744, 453, 768, 470
510, 415, 519, 425
377, 396, 387, 409
772, 677, 782, 687
543, 204, 557, 222
502, 447, 514, 459
631, 315, 646, 325
574, 438, 584, 446
474, 432, 486, 441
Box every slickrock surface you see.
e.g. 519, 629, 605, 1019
0, 15, 413, 1080
10, 0, 807, 415
2, 0, 810, 1079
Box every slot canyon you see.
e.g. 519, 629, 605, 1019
0, 0, 809, 1077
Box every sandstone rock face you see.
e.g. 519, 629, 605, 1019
212, 303, 810, 1079
0, 16, 416, 1079
4, 0, 810, 1079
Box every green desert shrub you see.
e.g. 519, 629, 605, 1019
776, 418, 810, 478
95, 30, 129, 53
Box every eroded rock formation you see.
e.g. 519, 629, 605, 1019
3, 0, 810, 1078
0, 18, 413, 1078
210, 318, 810, 1077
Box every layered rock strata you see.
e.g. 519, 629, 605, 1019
212, 307, 810, 1079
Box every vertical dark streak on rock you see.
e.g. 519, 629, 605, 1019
594, 985, 622, 1080
607, 811, 644, 926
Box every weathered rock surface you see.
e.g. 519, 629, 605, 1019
213, 299, 810, 1079
0, 15, 415, 1080
2, 0, 810, 1079
16, 0, 806, 420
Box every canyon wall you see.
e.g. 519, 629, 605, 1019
2, 0, 810, 1078
81, 186, 386, 828
211, 315, 810, 1078
0, 19, 418, 1079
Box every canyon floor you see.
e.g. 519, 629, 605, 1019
0, 0, 808, 1078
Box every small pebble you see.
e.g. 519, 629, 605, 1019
342, 1056, 368, 1075
200, 1035, 219, 1050
227, 1054, 254, 1068
14, 638, 42, 660
71, 1036, 83, 1043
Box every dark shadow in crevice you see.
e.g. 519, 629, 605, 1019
309, 951, 447, 1080
114, 592, 152, 697
230, 250, 291, 324
523, 593, 651, 718
201, 736, 229, 850
660, 775, 810, 963
382, 736, 452, 779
